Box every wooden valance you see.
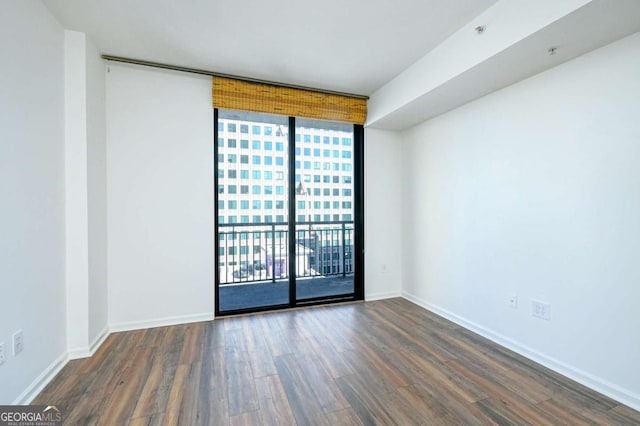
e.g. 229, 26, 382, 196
212, 77, 367, 125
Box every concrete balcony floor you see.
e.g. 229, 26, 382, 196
219, 275, 354, 312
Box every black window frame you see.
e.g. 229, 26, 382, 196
214, 109, 364, 316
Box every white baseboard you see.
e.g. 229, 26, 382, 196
109, 312, 215, 333
401, 291, 640, 412
67, 346, 90, 360
90, 326, 110, 354
68, 325, 111, 360
366, 290, 402, 301
12, 352, 69, 405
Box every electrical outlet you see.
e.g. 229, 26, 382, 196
508, 295, 518, 309
12, 330, 24, 356
531, 301, 551, 320
0, 342, 5, 365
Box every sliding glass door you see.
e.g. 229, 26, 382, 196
294, 119, 356, 302
215, 109, 363, 315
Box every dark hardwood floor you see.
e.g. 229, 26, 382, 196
34, 298, 640, 425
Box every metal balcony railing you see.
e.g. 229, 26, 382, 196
218, 221, 354, 286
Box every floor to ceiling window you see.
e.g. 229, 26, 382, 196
214, 109, 364, 315
294, 118, 356, 303
216, 110, 291, 312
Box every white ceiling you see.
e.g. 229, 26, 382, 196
43, 0, 496, 96
367, 0, 640, 129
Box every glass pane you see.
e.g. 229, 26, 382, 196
294, 118, 354, 300
217, 110, 290, 312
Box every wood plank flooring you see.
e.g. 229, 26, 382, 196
34, 298, 640, 425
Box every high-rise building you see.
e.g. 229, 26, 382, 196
216, 111, 355, 283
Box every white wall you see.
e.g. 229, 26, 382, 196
64, 30, 90, 355
64, 30, 108, 358
86, 34, 108, 347
0, 1, 67, 404
401, 33, 640, 408
364, 128, 403, 300
106, 64, 215, 329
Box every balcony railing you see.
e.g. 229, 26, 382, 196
218, 221, 354, 285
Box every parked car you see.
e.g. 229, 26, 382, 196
233, 262, 267, 279
232, 268, 249, 279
